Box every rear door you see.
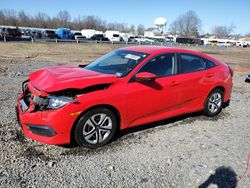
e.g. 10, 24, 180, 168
175, 53, 211, 111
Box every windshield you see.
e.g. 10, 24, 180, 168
84, 50, 148, 77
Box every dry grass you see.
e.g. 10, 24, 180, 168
0, 42, 249, 72
0, 42, 123, 65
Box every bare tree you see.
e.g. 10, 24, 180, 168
107, 22, 128, 31
0, 9, 146, 32
0, 10, 6, 25
169, 10, 201, 37
57, 10, 71, 28
82, 15, 106, 30
18, 10, 31, 27
72, 15, 84, 30
3, 9, 18, 26
129, 24, 135, 35
137, 24, 145, 35
34, 12, 50, 28
211, 23, 236, 38
83, 15, 96, 29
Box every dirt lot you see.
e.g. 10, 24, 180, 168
0, 43, 249, 188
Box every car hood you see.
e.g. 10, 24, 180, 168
29, 66, 117, 93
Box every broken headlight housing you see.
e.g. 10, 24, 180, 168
47, 96, 75, 109
33, 96, 75, 110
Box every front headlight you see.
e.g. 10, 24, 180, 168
48, 96, 75, 109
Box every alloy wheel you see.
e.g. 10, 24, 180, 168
208, 92, 222, 113
82, 113, 112, 144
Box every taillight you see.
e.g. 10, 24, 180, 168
228, 65, 233, 77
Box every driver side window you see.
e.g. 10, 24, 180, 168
138, 53, 175, 77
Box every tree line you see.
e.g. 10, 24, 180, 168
168, 10, 242, 38
0, 9, 143, 34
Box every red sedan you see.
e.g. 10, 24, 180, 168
16, 46, 233, 148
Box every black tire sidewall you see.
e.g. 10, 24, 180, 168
204, 89, 224, 117
74, 108, 117, 149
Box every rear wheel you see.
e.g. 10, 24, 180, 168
204, 89, 224, 117
74, 108, 117, 149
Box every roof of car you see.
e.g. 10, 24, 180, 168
120, 45, 223, 65
121, 45, 202, 55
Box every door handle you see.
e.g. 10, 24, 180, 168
170, 81, 180, 86
206, 73, 214, 78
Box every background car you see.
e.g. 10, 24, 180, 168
134, 36, 155, 43
72, 32, 86, 40
90, 34, 109, 41
42, 30, 56, 39
16, 46, 233, 148
1, 28, 22, 38
128, 36, 136, 42
56, 28, 73, 40
105, 30, 120, 42
217, 41, 232, 47
236, 41, 247, 47
24, 29, 42, 39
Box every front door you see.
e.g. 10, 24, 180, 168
126, 53, 183, 127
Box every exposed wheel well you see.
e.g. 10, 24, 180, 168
70, 104, 121, 144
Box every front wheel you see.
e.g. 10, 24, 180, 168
204, 89, 224, 117
74, 108, 117, 149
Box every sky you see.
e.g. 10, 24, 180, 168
1, 0, 250, 35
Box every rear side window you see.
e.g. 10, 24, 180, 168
203, 58, 217, 69
113, 34, 119, 37
180, 54, 205, 73
138, 53, 175, 77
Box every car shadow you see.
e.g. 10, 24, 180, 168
113, 111, 203, 142
199, 166, 238, 188
61, 110, 228, 153
60, 111, 204, 150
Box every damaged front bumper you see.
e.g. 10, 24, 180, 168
16, 81, 78, 145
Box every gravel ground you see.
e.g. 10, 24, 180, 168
0, 53, 250, 187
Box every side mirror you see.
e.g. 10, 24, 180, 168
134, 72, 156, 82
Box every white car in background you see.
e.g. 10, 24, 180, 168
105, 31, 120, 42
217, 41, 232, 47
236, 41, 247, 47
81, 29, 96, 39
134, 36, 154, 43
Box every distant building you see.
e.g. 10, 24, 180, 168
144, 27, 162, 37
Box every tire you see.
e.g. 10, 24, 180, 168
203, 89, 224, 117
74, 108, 117, 149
